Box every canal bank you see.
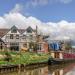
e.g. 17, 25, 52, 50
1, 62, 75, 75
0, 52, 51, 65
0, 60, 48, 73
0, 52, 51, 73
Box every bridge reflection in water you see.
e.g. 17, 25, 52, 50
1, 63, 75, 75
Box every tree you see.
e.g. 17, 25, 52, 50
29, 42, 37, 52
65, 42, 72, 50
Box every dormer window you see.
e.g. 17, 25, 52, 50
11, 25, 17, 33
11, 29, 17, 33
26, 26, 33, 33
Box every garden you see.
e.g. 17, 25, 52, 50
0, 51, 52, 66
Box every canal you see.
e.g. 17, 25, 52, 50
0, 63, 75, 75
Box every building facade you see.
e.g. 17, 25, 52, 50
1, 25, 49, 53
2, 26, 22, 51
2, 26, 37, 51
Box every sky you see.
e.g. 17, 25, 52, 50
0, 0, 75, 40
0, 0, 75, 22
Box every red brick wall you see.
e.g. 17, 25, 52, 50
43, 42, 49, 53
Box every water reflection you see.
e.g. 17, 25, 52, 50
1, 63, 75, 75
48, 63, 75, 75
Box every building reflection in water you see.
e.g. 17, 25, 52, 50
48, 63, 75, 75
51, 69, 63, 75
1, 63, 75, 75
25, 66, 49, 75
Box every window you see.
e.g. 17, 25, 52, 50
11, 29, 17, 33
16, 35, 19, 39
10, 43, 19, 46
11, 26, 17, 33
10, 34, 13, 39
10, 43, 19, 51
37, 44, 41, 50
26, 27, 33, 33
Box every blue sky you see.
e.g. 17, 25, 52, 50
0, 0, 75, 22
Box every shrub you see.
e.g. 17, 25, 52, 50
4, 52, 12, 62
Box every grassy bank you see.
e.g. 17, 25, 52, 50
0, 52, 52, 66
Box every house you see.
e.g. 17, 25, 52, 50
0, 25, 49, 53
2, 25, 23, 51
1, 26, 37, 52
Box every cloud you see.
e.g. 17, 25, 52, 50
0, 17, 6, 28
25, 0, 73, 8
26, 0, 49, 8
59, 0, 72, 4
47, 20, 75, 40
10, 4, 23, 13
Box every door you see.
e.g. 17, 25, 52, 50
55, 52, 59, 58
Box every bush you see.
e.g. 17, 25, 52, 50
4, 52, 12, 62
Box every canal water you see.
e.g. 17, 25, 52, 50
1, 63, 75, 75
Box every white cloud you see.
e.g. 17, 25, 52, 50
32, 0, 49, 6
3, 13, 27, 28
10, 4, 23, 13
26, 0, 49, 8
59, 0, 72, 4
47, 20, 75, 40
0, 17, 6, 28
26, 0, 72, 8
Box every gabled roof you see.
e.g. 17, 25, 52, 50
10, 25, 18, 33
0, 26, 36, 37
10, 25, 18, 30
23, 26, 36, 35
26, 26, 34, 33
10, 25, 25, 34
0, 28, 25, 37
